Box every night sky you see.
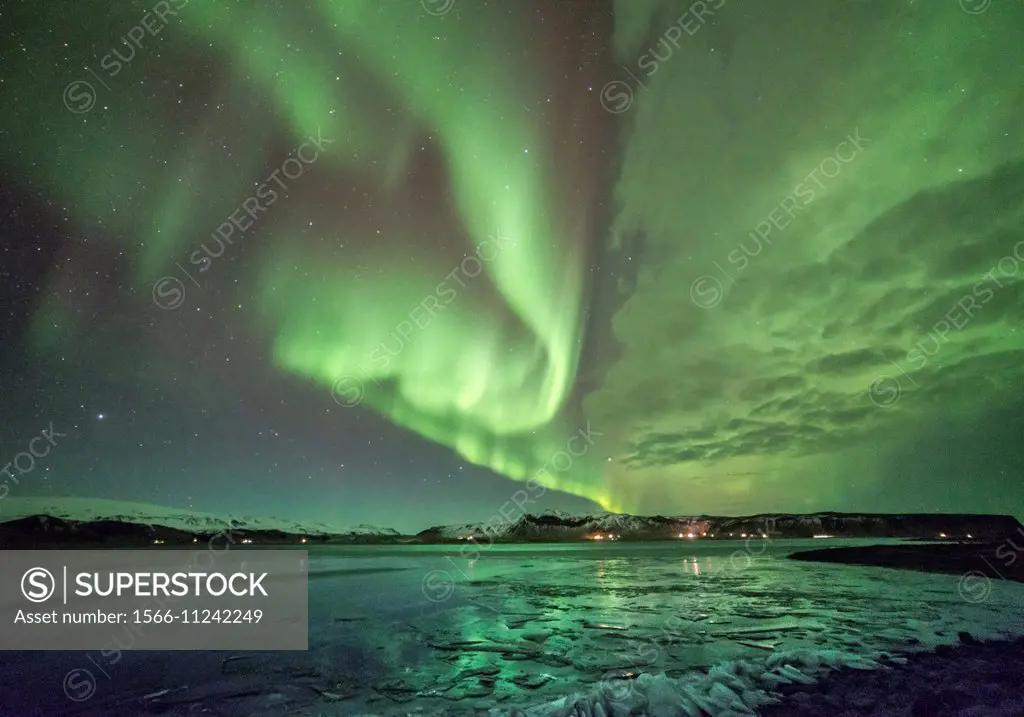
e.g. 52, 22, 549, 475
1, 0, 1022, 533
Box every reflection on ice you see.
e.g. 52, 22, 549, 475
301, 540, 1024, 715
14, 541, 1021, 715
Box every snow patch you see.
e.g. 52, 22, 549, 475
0, 496, 399, 536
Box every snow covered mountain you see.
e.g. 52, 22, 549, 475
2, 498, 1017, 545
0, 497, 399, 537
419, 510, 1021, 542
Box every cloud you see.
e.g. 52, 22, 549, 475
589, 0, 1024, 515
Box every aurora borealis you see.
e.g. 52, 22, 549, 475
2, 0, 1023, 531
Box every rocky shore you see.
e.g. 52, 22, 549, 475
759, 633, 1024, 716
776, 540, 1024, 715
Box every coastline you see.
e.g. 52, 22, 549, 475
759, 633, 1024, 716
788, 541, 1024, 582
765, 541, 1024, 715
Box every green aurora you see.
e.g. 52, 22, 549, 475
4, 0, 1024, 519
6, 0, 610, 508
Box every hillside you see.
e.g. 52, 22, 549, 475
417, 510, 1020, 542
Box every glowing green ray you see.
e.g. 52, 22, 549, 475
212, 0, 595, 497
5, 0, 604, 506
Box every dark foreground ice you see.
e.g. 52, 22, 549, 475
3, 539, 1023, 716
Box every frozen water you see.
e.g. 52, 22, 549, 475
6, 539, 1024, 716
309, 540, 1024, 715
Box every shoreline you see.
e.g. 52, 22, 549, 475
759, 633, 1024, 716
769, 542, 1024, 714
788, 541, 1024, 582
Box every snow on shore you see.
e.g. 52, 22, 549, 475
0, 496, 399, 536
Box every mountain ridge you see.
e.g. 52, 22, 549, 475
1, 498, 1019, 545
0, 497, 398, 537
417, 509, 1022, 542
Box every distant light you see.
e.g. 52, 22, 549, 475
301, 537, 307, 544
939, 533, 947, 538
967, 534, 973, 539
678, 533, 684, 539
687, 533, 695, 539
813, 534, 833, 539
192, 537, 197, 544
153, 539, 164, 545
741, 533, 747, 538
